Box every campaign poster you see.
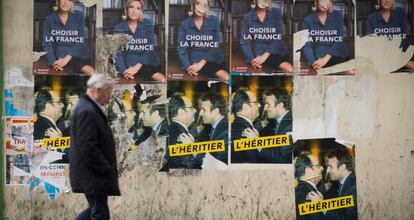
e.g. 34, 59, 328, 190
293, 0, 355, 75
101, 0, 167, 83
356, 0, 414, 73
161, 80, 229, 172
167, 0, 230, 81
107, 83, 168, 170
4, 117, 33, 186
231, 0, 293, 75
4, 117, 34, 152
230, 74, 293, 164
33, 0, 97, 75
33, 75, 88, 164
293, 138, 358, 220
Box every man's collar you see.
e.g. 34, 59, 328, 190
212, 116, 224, 129
152, 118, 164, 133
277, 110, 289, 123
172, 119, 190, 133
87, 94, 105, 113
236, 114, 254, 127
300, 179, 318, 191
39, 114, 57, 127
340, 171, 352, 185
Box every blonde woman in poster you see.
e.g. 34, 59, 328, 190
240, 0, 293, 73
302, 0, 350, 71
367, 0, 414, 72
114, 0, 166, 82
42, 0, 94, 74
177, 0, 229, 80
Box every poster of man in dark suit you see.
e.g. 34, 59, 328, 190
294, 152, 325, 220
259, 89, 292, 163
162, 94, 204, 170
293, 138, 358, 220
231, 88, 261, 163
199, 94, 228, 164
230, 75, 293, 164
325, 150, 358, 220
34, 88, 64, 140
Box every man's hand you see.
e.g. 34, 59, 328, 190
242, 127, 259, 139
307, 191, 324, 202
46, 127, 62, 138
177, 133, 194, 144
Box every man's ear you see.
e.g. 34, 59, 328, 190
339, 163, 347, 171
212, 107, 220, 115
45, 102, 53, 109
177, 108, 185, 115
276, 102, 284, 109
152, 109, 160, 117
304, 166, 313, 176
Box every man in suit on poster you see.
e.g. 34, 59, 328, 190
199, 94, 228, 164
258, 89, 292, 163
325, 150, 358, 220
34, 88, 64, 140
139, 95, 169, 141
231, 89, 261, 163
162, 94, 204, 170
69, 74, 120, 219
294, 152, 325, 220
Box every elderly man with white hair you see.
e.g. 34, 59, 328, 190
69, 73, 120, 220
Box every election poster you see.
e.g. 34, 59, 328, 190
161, 80, 229, 171
107, 83, 168, 170
231, 0, 293, 74
102, 0, 167, 83
293, 0, 356, 75
293, 138, 358, 220
356, 0, 414, 73
167, 0, 230, 81
33, 0, 97, 75
33, 75, 88, 164
230, 74, 293, 164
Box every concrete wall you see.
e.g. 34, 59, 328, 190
2, 1, 414, 219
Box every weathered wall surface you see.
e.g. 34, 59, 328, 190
2, 1, 414, 219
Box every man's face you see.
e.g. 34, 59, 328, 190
140, 103, 155, 127
380, 0, 394, 10
47, 90, 64, 120
66, 94, 79, 111
246, 91, 260, 121
326, 157, 345, 181
306, 155, 324, 183
200, 100, 218, 125
264, 95, 282, 119
181, 96, 195, 126
58, 0, 73, 12
98, 86, 113, 105
127, 0, 143, 21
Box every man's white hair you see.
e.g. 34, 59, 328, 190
87, 73, 116, 91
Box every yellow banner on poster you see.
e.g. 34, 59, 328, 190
169, 140, 225, 157
41, 137, 70, 149
298, 195, 355, 215
233, 134, 290, 151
